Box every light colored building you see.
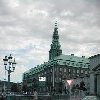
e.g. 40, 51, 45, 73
89, 54, 100, 96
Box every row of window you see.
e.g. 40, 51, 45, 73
24, 69, 88, 80
59, 61, 90, 68
51, 67, 88, 74
24, 71, 89, 84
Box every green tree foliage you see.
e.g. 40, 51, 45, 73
22, 84, 28, 93
71, 84, 76, 93
11, 83, 18, 92
32, 78, 38, 89
80, 81, 87, 91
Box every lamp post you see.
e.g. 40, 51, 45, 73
62, 80, 65, 94
67, 79, 73, 100
3, 70, 6, 93
3, 54, 16, 92
52, 60, 57, 93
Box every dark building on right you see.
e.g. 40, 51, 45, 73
89, 54, 100, 96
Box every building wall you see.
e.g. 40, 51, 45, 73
90, 74, 95, 94
23, 64, 89, 93
89, 54, 100, 95
89, 55, 100, 71
97, 75, 100, 95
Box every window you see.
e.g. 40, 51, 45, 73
50, 69, 52, 72
85, 71, 87, 74
45, 71, 46, 74
88, 71, 90, 74
64, 68, 66, 72
77, 70, 79, 73
60, 68, 62, 71
51, 77, 52, 82
55, 77, 57, 82
81, 70, 83, 73
77, 74, 79, 77
59, 78, 61, 81
73, 70, 75, 73
69, 69, 71, 72
41, 73, 43, 75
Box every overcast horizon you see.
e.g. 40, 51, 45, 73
0, 0, 100, 83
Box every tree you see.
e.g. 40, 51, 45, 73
33, 78, 39, 89
58, 82, 63, 93
80, 81, 87, 91
22, 84, 28, 93
71, 84, 76, 94
76, 84, 79, 89
11, 83, 18, 92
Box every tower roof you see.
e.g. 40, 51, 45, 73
23, 54, 90, 76
49, 22, 62, 60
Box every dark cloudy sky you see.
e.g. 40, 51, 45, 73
0, 0, 100, 82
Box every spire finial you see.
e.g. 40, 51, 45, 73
55, 21, 58, 27
54, 21, 58, 30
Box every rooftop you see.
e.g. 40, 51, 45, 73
23, 54, 90, 76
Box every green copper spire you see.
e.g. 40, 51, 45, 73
49, 22, 62, 60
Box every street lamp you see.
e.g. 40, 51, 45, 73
52, 60, 57, 93
3, 54, 16, 91
67, 79, 73, 100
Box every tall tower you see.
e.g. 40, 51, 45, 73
49, 22, 62, 60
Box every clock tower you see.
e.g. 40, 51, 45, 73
49, 22, 62, 60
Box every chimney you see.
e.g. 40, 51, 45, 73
82, 56, 85, 58
71, 54, 74, 56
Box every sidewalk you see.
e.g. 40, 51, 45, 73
81, 96, 99, 100
58, 96, 81, 100
70, 96, 81, 100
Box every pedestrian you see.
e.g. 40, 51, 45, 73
33, 89, 38, 100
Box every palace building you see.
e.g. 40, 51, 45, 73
23, 22, 90, 93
